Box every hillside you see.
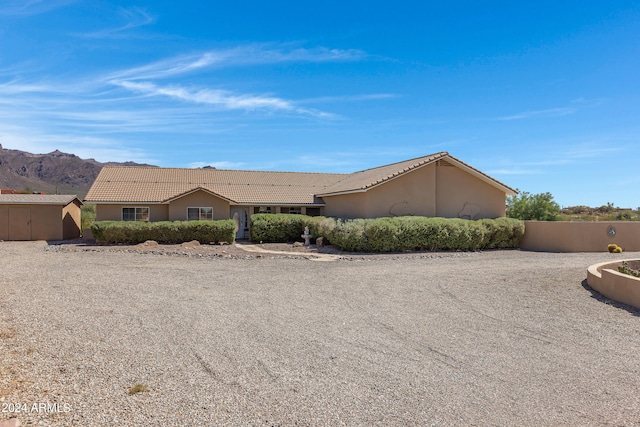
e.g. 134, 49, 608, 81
0, 144, 155, 199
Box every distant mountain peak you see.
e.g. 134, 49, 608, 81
0, 145, 156, 198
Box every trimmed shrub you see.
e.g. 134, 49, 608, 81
479, 217, 525, 249
249, 214, 327, 243
90, 220, 235, 244
253, 215, 524, 253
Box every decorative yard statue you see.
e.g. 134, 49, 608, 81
301, 226, 312, 247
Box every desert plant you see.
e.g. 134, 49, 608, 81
91, 220, 235, 244
618, 261, 640, 277
128, 384, 148, 395
81, 204, 96, 230
506, 191, 561, 221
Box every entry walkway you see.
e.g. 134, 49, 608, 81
234, 242, 340, 262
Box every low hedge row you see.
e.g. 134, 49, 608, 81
90, 220, 236, 244
250, 214, 524, 252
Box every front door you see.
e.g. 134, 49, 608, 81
9, 207, 31, 240
231, 207, 249, 240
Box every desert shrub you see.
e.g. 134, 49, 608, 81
248, 214, 524, 252
249, 214, 327, 243
507, 191, 560, 221
324, 218, 369, 252
479, 217, 525, 249
81, 204, 96, 230
90, 220, 235, 244
619, 261, 640, 277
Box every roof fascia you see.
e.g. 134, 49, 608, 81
318, 158, 440, 197
443, 156, 518, 195
162, 187, 236, 204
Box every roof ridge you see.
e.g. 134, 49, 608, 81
100, 165, 348, 176
351, 151, 448, 174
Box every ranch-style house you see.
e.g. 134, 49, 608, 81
84, 152, 517, 239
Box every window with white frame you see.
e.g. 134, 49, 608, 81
281, 207, 301, 214
122, 207, 149, 221
187, 207, 213, 220
254, 206, 272, 214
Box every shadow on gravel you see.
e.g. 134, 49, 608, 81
581, 279, 640, 317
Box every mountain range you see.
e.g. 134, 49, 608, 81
0, 144, 155, 199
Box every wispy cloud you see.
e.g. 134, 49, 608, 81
299, 93, 400, 104
107, 44, 368, 81
110, 79, 336, 118
188, 161, 246, 169
79, 7, 154, 38
0, 0, 76, 16
496, 107, 576, 121
486, 168, 544, 175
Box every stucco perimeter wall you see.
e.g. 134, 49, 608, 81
96, 204, 169, 221
436, 164, 506, 219
167, 190, 231, 221
587, 260, 640, 309
522, 221, 640, 252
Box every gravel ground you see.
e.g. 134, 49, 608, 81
1, 241, 639, 426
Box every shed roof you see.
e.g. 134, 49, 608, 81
85, 152, 516, 205
0, 194, 82, 206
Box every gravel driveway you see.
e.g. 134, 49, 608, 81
1, 241, 639, 426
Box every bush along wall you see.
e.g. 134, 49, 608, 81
250, 214, 525, 252
90, 220, 236, 245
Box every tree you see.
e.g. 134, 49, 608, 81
506, 191, 560, 221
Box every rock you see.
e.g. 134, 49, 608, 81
316, 237, 324, 247
293, 241, 304, 247
0, 419, 21, 427
141, 240, 158, 247
180, 240, 200, 248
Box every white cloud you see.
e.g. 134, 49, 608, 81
80, 7, 154, 38
110, 79, 336, 118
0, 0, 76, 16
188, 161, 246, 169
497, 107, 576, 121
107, 44, 368, 81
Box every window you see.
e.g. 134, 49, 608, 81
187, 207, 213, 220
306, 207, 321, 216
122, 207, 149, 221
254, 206, 272, 214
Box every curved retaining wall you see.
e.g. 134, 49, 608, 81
587, 259, 640, 309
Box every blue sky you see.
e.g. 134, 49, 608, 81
1, 1, 639, 208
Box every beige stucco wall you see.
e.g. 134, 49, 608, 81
435, 164, 506, 219
96, 204, 169, 221
323, 162, 505, 219
521, 221, 640, 252
0, 203, 81, 241
587, 260, 640, 309
167, 190, 230, 221
322, 192, 368, 218
62, 200, 82, 240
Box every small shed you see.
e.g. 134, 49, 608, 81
0, 194, 83, 241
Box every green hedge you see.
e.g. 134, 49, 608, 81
250, 214, 524, 252
249, 214, 327, 243
90, 220, 236, 244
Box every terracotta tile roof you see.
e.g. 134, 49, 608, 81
85, 167, 346, 205
0, 194, 82, 205
84, 152, 516, 205
317, 152, 450, 195
318, 152, 516, 196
